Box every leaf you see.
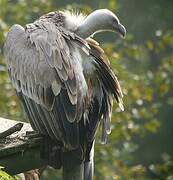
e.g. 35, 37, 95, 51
0, 169, 17, 180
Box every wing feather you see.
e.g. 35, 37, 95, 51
4, 22, 87, 149
84, 38, 124, 143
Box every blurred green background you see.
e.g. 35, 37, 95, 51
0, 0, 173, 179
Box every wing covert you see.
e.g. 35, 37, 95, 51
4, 22, 88, 117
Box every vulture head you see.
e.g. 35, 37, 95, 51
63, 9, 126, 39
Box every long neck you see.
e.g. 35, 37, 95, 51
75, 10, 110, 39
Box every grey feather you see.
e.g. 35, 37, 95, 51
4, 17, 89, 147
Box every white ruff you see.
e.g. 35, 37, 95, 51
62, 10, 85, 32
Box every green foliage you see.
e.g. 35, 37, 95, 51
0, 0, 173, 179
94, 29, 173, 179
0, 166, 19, 180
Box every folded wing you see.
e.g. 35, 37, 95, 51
4, 22, 89, 149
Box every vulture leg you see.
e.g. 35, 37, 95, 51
63, 163, 84, 180
62, 147, 84, 180
41, 137, 62, 169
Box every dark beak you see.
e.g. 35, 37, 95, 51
116, 23, 126, 38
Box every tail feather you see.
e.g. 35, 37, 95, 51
84, 141, 95, 180
62, 147, 84, 180
62, 142, 94, 180
84, 161, 93, 180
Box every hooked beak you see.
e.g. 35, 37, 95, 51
115, 23, 126, 38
